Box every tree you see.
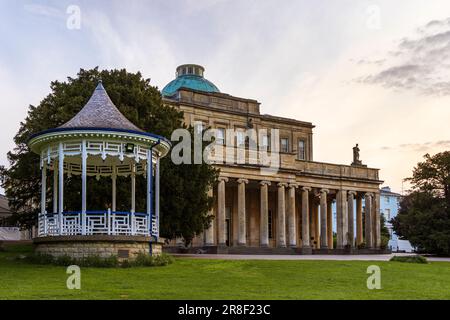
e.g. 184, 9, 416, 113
392, 152, 450, 255
0, 68, 218, 245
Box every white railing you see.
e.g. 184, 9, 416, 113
38, 210, 156, 237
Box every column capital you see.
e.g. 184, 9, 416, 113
237, 178, 249, 184
277, 182, 288, 188
348, 190, 357, 197
364, 192, 374, 198
218, 176, 229, 182
288, 183, 299, 188
320, 188, 329, 194
302, 186, 312, 192
260, 180, 271, 186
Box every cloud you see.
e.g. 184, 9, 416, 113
23, 4, 63, 19
381, 141, 450, 152
357, 17, 450, 96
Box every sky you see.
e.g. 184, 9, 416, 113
1, 0, 450, 194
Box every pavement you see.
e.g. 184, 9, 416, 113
172, 253, 450, 262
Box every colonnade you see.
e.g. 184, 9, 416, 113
204, 177, 381, 250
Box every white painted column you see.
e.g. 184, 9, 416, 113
356, 195, 363, 246
287, 183, 298, 248
53, 160, 58, 214
146, 150, 153, 235
81, 140, 87, 235
259, 181, 271, 247
237, 178, 248, 246
58, 142, 64, 235
320, 189, 329, 249
217, 176, 228, 246
277, 182, 287, 248
131, 162, 136, 235
155, 157, 160, 238
41, 160, 47, 236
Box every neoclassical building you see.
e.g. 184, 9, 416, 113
163, 64, 383, 254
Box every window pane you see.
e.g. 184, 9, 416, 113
281, 138, 289, 153
298, 140, 305, 160
216, 128, 225, 145
237, 131, 245, 147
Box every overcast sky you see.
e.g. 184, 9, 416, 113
1, 0, 450, 194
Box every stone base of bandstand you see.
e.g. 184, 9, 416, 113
33, 235, 163, 260
164, 245, 391, 255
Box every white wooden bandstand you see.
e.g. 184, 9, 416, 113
28, 81, 171, 259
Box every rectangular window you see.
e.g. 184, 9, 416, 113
384, 209, 391, 221
236, 130, 246, 148
216, 128, 225, 145
194, 121, 204, 136
280, 138, 289, 153
298, 140, 306, 160
385, 196, 390, 203
261, 134, 271, 151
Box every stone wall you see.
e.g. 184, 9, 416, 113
33, 235, 163, 260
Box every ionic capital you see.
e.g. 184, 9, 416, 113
348, 190, 357, 197
277, 182, 288, 188
237, 178, 249, 184
288, 183, 299, 189
259, 180, 271, 186
320, 188, 329, 194
364, 192, 373, 198
218, 176, 229, 183
302, 186, 312, 192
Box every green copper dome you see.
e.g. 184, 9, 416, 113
162, 64, 220, 97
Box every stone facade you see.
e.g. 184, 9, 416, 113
163, 66, 383, 254
34, 235, 162, 260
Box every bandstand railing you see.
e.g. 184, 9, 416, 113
38, 210, 157, 237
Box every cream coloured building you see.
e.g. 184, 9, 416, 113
162, 64, 383, 254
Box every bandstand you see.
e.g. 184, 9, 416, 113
28, 81, 171, 259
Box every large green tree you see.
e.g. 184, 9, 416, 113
0, 68, 218, 245
392, 151, 450, 255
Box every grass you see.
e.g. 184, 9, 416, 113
1, 244, 450, 300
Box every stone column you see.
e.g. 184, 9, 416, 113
277, 183, 288, 248
237, 178, 249, 246
327, 199, 333, 249
364, 193, 373, 248
313, 202, 320, 249
204, 187, 215, 246
347, 191, 356, 248
217, 177, 228, 246
336, 190, 348, 249
356, 195, 363, 246
259, 181, 271, 247
287, 183, 298, 248
374, 192, 381, 249
301, 187, 311, 250
320, 189, 329, 249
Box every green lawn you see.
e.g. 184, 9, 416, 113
1, 244, 449, 300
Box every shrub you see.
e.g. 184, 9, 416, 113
390, 255, 428, 264
22, 252, 173, 268
357, 242, 366, 249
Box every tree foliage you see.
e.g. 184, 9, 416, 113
0, 68, 218, 245
392, 151, 450, 255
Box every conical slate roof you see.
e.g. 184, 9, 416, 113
59, 81, 144, 132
